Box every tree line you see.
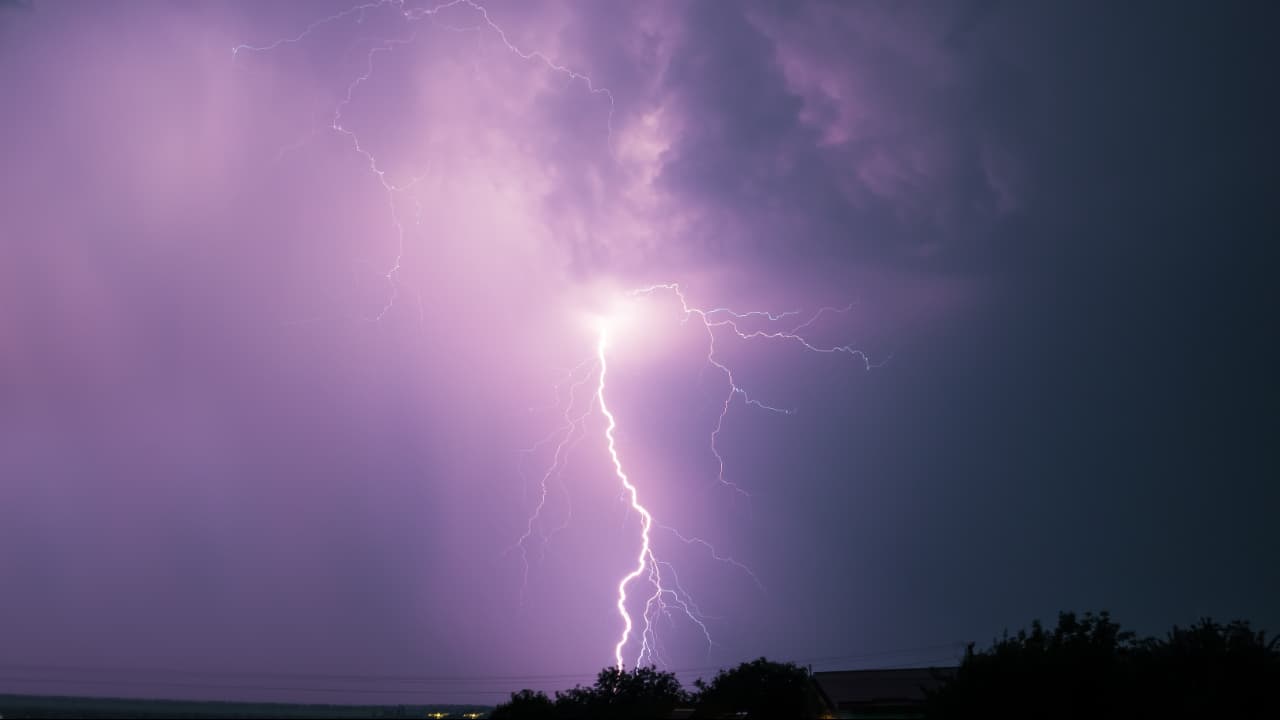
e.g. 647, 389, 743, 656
925, 611, 1279, 717
489, 612, 1279, 718
488, 656, 821, 719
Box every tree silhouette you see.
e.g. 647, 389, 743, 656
553, 665, 687, 720
1132, 618, 1280, 717
925, 611, 1280, 718
489, 689, 557, 720
692, 657, 822, 719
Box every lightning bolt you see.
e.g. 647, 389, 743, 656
586, 284, 877, 669
235, 0, 880, 674
629, 284, 884, 498
233, 0, 615, 324
596, 327, 651, 668
510, 357, 597, 602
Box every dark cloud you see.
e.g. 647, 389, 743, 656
594, 0, 1038, 280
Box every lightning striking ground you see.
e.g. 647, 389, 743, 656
234, 0, 877, 674
597, 284, 875, 668
595, 328, 649, 668
526, 284, 874, 669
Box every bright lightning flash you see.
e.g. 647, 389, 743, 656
531, 285, 877, 670
596, 327, 653, 669
235, 0, 880, 674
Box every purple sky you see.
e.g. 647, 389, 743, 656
2, 0, 1277, 706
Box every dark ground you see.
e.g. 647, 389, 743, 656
0, 694, 490, 719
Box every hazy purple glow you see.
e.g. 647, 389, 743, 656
1, 2, 927, 700
16, 0, 1274, 709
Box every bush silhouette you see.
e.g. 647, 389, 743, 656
693, 657, 823, 719
552, 665, 686, 719
925, 611, 1280, 718
489, 689, 556, 720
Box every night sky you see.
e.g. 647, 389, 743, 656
2, 0, 1277, 706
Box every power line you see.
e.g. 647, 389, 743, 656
0, 675, 514, 698
0, 642, 965, 688
0, 642, 968, 702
